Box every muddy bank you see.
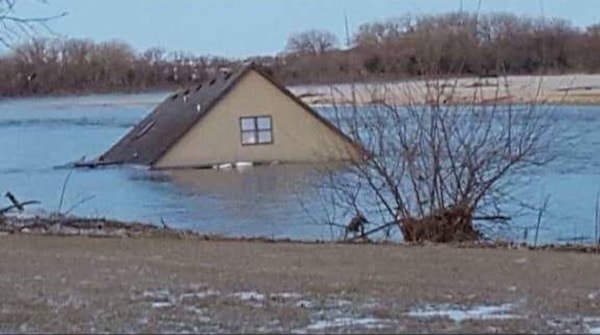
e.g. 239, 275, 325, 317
1, 230, 600, 333
2, 214, 600, 253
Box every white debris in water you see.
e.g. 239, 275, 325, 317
229, 291, 265, 301
180, 289, 221, 301
407, 303, 521, 323
589, 326, 600, 334
151, 302, 173, 309
293, 317, 393, 333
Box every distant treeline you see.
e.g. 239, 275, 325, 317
2, 11, 600, 96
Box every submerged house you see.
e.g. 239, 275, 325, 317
95, 63, 362, 170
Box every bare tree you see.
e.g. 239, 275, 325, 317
286, 29, 339, 56
318, 67, 552, 243
0, 0, 66, 48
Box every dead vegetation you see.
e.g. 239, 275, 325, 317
398, 202, 479, 243
315, 37, 553, 244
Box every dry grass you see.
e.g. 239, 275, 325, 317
1, 234, 600, 333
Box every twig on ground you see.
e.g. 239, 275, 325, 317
534, 195, 551, 247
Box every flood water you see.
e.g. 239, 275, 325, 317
1, 92, 599, 244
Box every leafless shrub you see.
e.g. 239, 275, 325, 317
317, 73, 553, 243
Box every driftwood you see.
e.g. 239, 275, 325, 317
346, 220, 397, 242
0, 192, 40, 215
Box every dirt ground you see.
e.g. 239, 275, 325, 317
1, 234, 600, 333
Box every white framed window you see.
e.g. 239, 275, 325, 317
240, 116, 273, 145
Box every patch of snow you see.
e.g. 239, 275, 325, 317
514, 257, 528, 264
588, 291, 600, 300
271, 292, 303, 300
183, 306, 212, 323
590, 326, 600, 334
407, 303, 521, 323
142, 289, 170, 300
180, 289, 220, 301
295, 299, 317, 309
151, 302, 173, 309
293, 317, 393, 333
229, 291, 265, 301
326, 299, 353, 308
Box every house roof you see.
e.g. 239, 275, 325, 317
98, 62, 363, 167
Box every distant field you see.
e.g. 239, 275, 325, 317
1, 234, 600, 333
24, 74, 600, 108
291, 74, 600, 106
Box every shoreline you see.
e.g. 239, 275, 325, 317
2, 214, 600, 254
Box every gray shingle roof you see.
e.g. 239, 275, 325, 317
99, 64, 252, 166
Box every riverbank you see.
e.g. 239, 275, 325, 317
1, 218, 600, 333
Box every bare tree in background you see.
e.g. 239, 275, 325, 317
0, 0, 66, 48
286, 29, 339, 56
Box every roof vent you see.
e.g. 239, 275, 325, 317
135, 120, 156, 139
196, 103, 202, 113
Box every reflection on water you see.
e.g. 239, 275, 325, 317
164, 165, 334, 239
0, 93, 600, 243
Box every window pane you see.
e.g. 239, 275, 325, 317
241, 118, 256, 131
257, 116, 271, 130
242, 131, 257, 144
258, 130, 272, 143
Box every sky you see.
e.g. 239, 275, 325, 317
15, 0, 600, 58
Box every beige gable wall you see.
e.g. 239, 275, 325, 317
155, 70, 360, 168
